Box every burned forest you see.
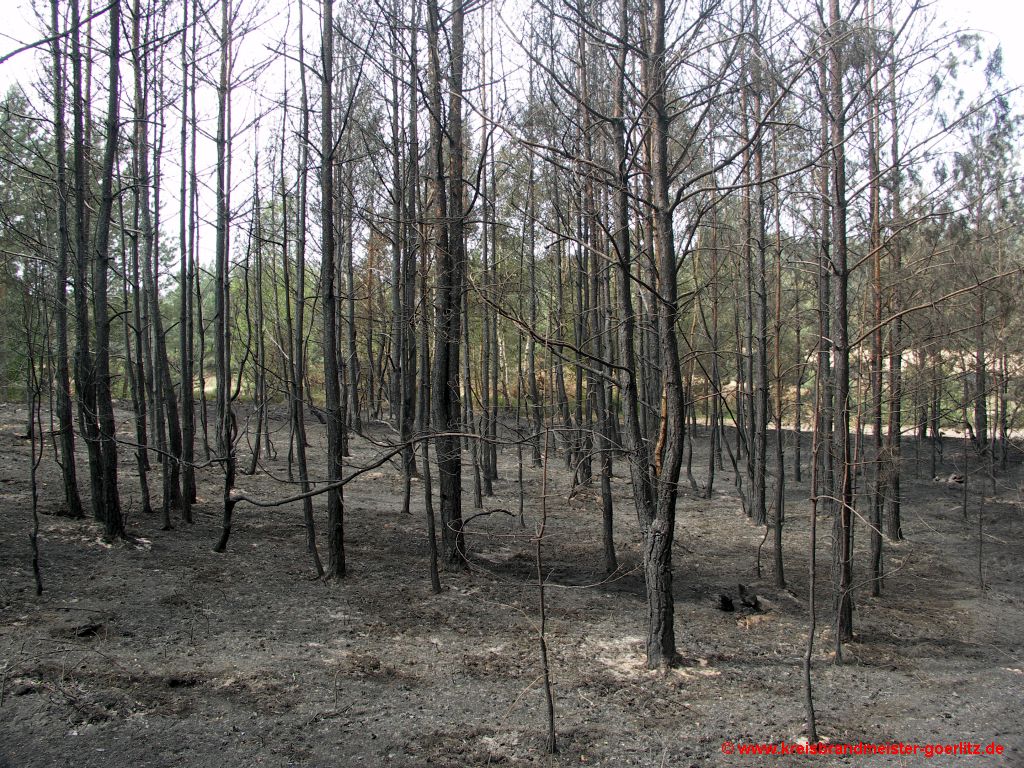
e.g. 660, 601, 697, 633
1, 0, 1023, 764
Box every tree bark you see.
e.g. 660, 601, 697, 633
827, 0, 854, 647
321, 0, 346, 578
427, 0, 466, 566
50, 0, 85, 519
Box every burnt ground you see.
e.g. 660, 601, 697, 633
1, 401, 1022, 767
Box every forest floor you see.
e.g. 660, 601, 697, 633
1, 402, 1023, 768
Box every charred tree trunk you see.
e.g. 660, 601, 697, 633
827, 0, 854, 647
291, 9, 324, 575
179, 0, 197, 520
90, 0, 124, 538
70, 0, 104, 527
50, 0, 85, 519
213, 0, 236, 553
399, 0, 420, 511
638, 0, 684, 668
426, 0, 466, 566
321, 0, 346, 578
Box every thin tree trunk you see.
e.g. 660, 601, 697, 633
70, 0, 104, 526
639, 0, 684, 668
401, 0, 420, 508
883, 0, 903, 539
49, 0, 85, 520
291, 14, 324, 576
526, 64, 543, 467
418, 97, 441, 590
321, 0, 346, 578
132, 0, 182, 515
91, 0, 124, 538
122, 174, 153, 517
213, 0, 236, 553
343, 156, 360, 438
427, 0, 466, 566
179, 0, 195, 520
867, 22, 884, 595
828, 0, 854, 647
771, 133, 785, 588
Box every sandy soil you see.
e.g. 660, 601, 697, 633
1, 402, 1022, 767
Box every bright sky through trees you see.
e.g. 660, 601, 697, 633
1, 0, 1022, 94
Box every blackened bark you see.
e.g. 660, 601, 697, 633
179, 0, 196, 521
92, 0, 124, 538
291, 10, 324, 575
427, 0, 465, 566
213, 0, 235, 553
401, 1, 420, 503
828, 0, 854, 646
639, 0, 683, 668
322, 0, 346, 578
50, 0, 85, 519
70, 0, 103, 525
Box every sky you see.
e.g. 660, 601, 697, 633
947, 0, 1024, 88
1, 0, 1022, 96
0, 0, 1016, 288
